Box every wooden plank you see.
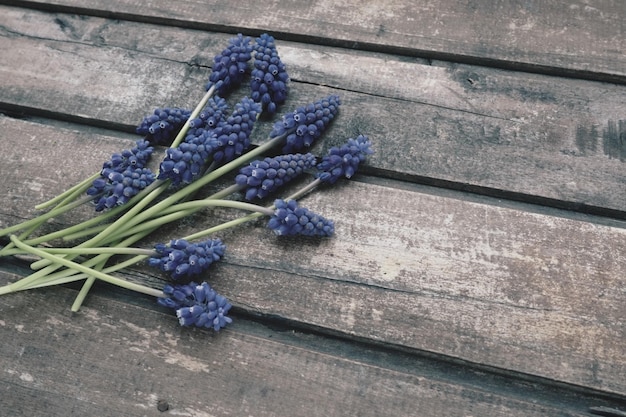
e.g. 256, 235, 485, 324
1, 8, 626, 216
0, 272, 606, 417
1, 116, 626, 396
8, 0, 626, 83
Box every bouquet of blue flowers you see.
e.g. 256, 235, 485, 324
0, 33, 373, 333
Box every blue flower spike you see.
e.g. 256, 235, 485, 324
187, 96, 229, 134
86, 140, 156, 211
269, 95, 341, 153
148, 238, 226, 280
101, 139, 154, 173
156, 97, 231, 186
87, 167, 156, 212
267, 199, 334, 237
210, 97, 262, 164
158, 281, 233, 331
206, 34, 253, 95
157, 132, 216, 186
136, 108, 192, 145
235, 153, 317, 200
316, 135, 373, 184
251, 33, 289, 115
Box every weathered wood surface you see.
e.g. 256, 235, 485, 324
1, 274, 612, 417
8, 0, 626, 83
2, 2, 626, 416
2, 116, 626, 401
2, 7, 626, 217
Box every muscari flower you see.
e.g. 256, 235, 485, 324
187, 96, 229, 134
267, 199, 334, 237
87, 167, 156, 211
101, 139, 154, 173
157, 131, 215, 186
158, 281, 232, 331
86, 139, 156, 211
235, 153, 317, 200
157, 97, 232, 186
206, 33, 253, 95
148, 238, 226, 280
250, 33, 289, 115
269, 95, 341, 154
316, 135, 373, 184
136, 108, 192, 145
210, 97, 261, 164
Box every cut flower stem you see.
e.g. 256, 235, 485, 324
9, 235, 164, 299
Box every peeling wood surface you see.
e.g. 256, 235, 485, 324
7, 0, 626, 82
1, 2, 626, 416
0, 280, 604, 417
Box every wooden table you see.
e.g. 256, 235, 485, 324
1, 1, 625, 416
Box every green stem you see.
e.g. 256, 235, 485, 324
0, 227, 156, 296
183, 212, 264, 241
0, 221, 41, 257
70, 257, 106, 312
62, 183, 244, 243
96, 199, 274, 246
9, 235, 163, 298
169, 85, 215, 149
99, 184, 243, 244
28, 179, 168, 271
38, 247, 155, 256
19, 177, 167, 248
35, 172, 101, 210
0, 195, 94, 238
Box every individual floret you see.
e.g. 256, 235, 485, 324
157, 281, 233, 331
136, 108, 192, 145
267, 199, 334, 237
250, 33, 289, 115
148, 238, 226, 280
235, 153, 317, 200
316, 135, 373, 184
210, 97, 261, 164
269, 95, 340, 153
206, 34, 253, 95
87, 167, 156, 211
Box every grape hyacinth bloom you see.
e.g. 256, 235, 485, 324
270, 95, 341, 153
158, 281, 232, 331
136, 107, 192, 145
101, 139, 154, 173
267, 199, 334, 237
157, 97, 232, 186
85, 139, 155, 211
187, 96, 229, 134
251, 33, 289, 115
316, 135, 373, 184
149, 238, 226, 280
211, 97, 262, 164
206, 34, 253, 95
157, 131, 215, 186
87, 167, 156, 212
235, 153, 317, 200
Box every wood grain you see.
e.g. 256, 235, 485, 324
7, 0, 626, 83
0, 274, 601, 417
1, 8, 626, 217
1, 116, 625, 396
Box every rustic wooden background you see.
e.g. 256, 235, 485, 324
0, 1, 625, 416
